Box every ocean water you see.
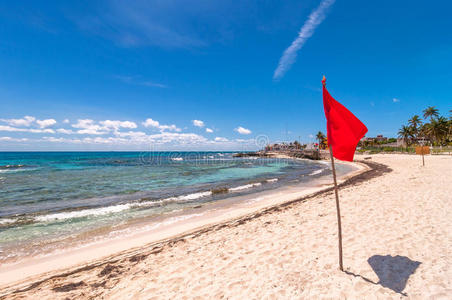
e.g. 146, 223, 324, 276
0, 152, 353, 262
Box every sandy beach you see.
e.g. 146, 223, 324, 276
1, 154, 451, 299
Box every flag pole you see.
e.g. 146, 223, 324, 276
323, 76, 344, 271
328, 146, 344, 271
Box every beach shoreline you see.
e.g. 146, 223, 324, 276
2, 154, 451, 299
0, 157, 368, 293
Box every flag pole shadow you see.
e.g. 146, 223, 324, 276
345, 255, 421, 297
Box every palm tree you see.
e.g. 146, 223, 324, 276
408, 115, 422, 140
424, 117, 449, 146
398, 125, 413, 149
423, 106, 439, 121
408, 115, 422, 129
316, 131, 325, 149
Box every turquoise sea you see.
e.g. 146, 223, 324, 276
0, 152, 352, 262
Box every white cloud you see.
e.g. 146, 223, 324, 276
142, 118, 160, 128
99, 120, 137, 130
158, 124, 181, 132
214, 137, 228, 142
393, 98, 400, 103
72, 119, 107, 135
234, 126, 252, 135
77, 129, 104, 135
273, 0, 335, 80
309, 134, 314, 139
56, 128, 75, 134
192, 120, 205, 128
40, 132, 208, 146
63, 119, 70, 124
0, 136, 29, 142
142, 118, 181, 132
114, 131, 147, 138
0, 125, 25, 132
30, 128, 55, 134
0, 125, 54, 134
43, 137, 71, 143
1, 116, 36, 127
72, 119, 136, 134
148, 132, 207, 144
205, 128, 213, 133
36, 119, 57, 128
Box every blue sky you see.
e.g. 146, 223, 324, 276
0, 0, 451, 150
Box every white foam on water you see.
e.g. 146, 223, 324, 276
34, 203, 132, 222
0, 168, 37, 174
28, 178, 273, 224
171, 157, 183, 161
0, 218, 16, 225
229, 182, 262, 192
168, 191, 212, 201
309, 169, 323, 176
135, 191, 213, 208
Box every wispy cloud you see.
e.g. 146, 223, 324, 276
393, 98, 400, 103
73, 1, 207, 49
114, 75, 167, 88
273, 0, 335, 80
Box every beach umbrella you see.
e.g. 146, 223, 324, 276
322, 76, 368, 271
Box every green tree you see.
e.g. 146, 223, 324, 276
398, 125, 413, 149
408, 115, 422, 142
409, 115, 422, 131
316, 131, 326, 148
424, 116, 449, 146
423, 106, 439, 121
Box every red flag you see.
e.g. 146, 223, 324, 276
322, 81, 368, 162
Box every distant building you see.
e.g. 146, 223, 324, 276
361, 135, 388, 143
265, 142, 302, 152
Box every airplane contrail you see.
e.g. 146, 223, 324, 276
273, 0, 336, 81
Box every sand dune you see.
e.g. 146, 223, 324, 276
1, 154, 451, 299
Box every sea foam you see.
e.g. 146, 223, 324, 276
309, 169, 323, 176
229, 182, 262, 192
34, 204, 132, 222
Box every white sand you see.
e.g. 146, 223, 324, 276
1, 154, 451, 299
